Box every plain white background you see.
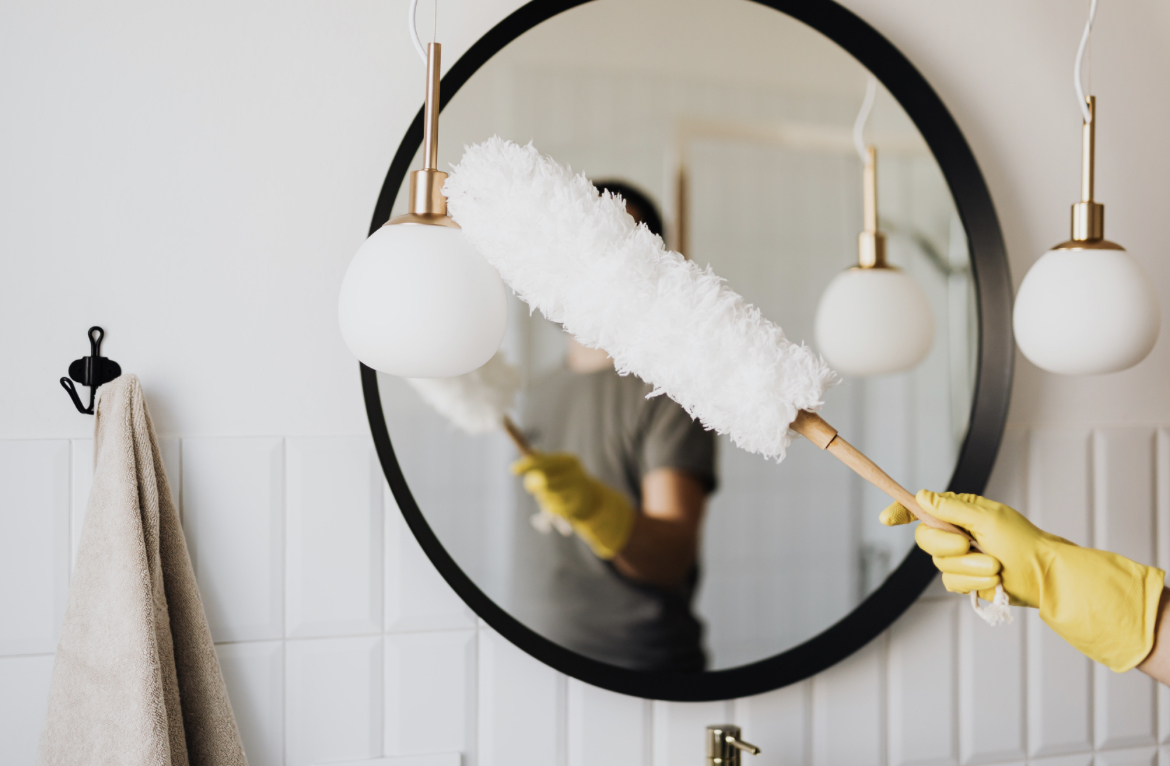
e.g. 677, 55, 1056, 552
3, 1, 1170, 765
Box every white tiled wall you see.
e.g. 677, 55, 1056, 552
1, 427, 1168, 766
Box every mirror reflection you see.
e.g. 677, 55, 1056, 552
379, 0, 976, 671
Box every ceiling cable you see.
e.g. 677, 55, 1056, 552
409, 0, 427, 63
1075, 0, 1099, 123
852, 74, 879, 164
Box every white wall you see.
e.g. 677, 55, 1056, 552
3, 1, 1170, 765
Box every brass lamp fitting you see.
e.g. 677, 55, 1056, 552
1053, 96, 1122, 252
388, 43, 459, 229
857, 145, 888, 268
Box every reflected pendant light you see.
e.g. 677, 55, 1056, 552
1013, 0, 1159, 375
815, 78, 935, 376
338, 1, 507, 378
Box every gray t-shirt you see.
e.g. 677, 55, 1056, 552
509, 367, 716, 671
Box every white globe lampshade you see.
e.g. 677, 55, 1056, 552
1013, 248, 1159, 375
815, 268, 936, 377
338, 224, 508, 377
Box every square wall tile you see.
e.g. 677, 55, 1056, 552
812, 635, 885, 766
1028, 611, 1092, 757
652, 699, 732, 766
568, 680, 650, 766
479, 629, 565, 766
182, 437, 284, 642
734, 682, 807, 766
959, 599, 1025, 764
0, 654, 55, 764
287, 437, 383, 638
0, 440, 70, 655
385, 630, 476, 760
286, 636, 383, 766
888, 600, 958, 766
217, 641, 283, 766
385, 488, 476, 634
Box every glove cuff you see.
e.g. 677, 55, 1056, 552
1039, 542, 1165, 673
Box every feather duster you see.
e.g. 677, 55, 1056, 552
445, 137, 838, 462
406, 351, 520, 435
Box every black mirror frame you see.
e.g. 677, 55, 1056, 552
361, 0, 1013, 701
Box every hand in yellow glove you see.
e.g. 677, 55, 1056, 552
512, 452, 635, 560
881, 490, 1165, 673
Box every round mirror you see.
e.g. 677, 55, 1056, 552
362, 0, 1012, 700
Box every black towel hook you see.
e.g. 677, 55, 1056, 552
61, 326, 122, 414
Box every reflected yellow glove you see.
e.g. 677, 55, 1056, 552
881, 490, 1165, 672
512, 452, 635, 560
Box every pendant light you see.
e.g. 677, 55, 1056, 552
338, 0, 507, 378
1013, 0, 1159, 375
815, 77, 935, 377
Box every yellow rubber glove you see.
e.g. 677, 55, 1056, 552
881, 490, 1165, 673
512, 452, 635, 560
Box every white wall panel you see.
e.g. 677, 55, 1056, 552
961, 427, 1027, 765
329, 756, 460, 766
1027, 429, 1093, 758
0, 654, 54, 765
70, 438, 93, 566
984, 428, 1028, 510
1028, 429, 1091, 544
812, 636, 885, 766
1093, 428, 1157, 568
958, 601, 1025, 765
651, 699, 732, 766
286, 636, 383, 766
1030, 755, 1093, 766
568, 680, 650, 766
478, 629, 565, 766
1093, 429, 1158, 752
217, 641, 284, 766
889, 600, 958, 766
1158, 429, 1170, 578
1159, 430, 1170, 748
735, 682, 808, 766
1096, 748, 1158, 766
0, 440, 70, 656
385, 630, 477, 760
385, 488, 476, 633
1095, 664, 1158, 754
1028, 610, 1093, 757
182, 437, 284, 642
286, 437, 383, 638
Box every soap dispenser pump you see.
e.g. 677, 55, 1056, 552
706, 725, 760, 766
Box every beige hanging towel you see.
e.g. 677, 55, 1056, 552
38, 375, 247, 766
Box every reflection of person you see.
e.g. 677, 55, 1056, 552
882, 491, 1170, 683
512, 181, 717, 672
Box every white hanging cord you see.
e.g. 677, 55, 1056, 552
1074, 0, 1099, 123
408, 0, 427, 63
852, 75, 879, 164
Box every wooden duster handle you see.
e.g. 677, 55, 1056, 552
791, 410, 980, 550
502, 415, 534, 456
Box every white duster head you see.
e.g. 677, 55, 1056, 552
407, 351, 521, 435
444, 137, 838, 461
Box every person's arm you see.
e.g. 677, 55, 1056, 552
1138, 588, 1170, 684
611, 468, 707, 587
